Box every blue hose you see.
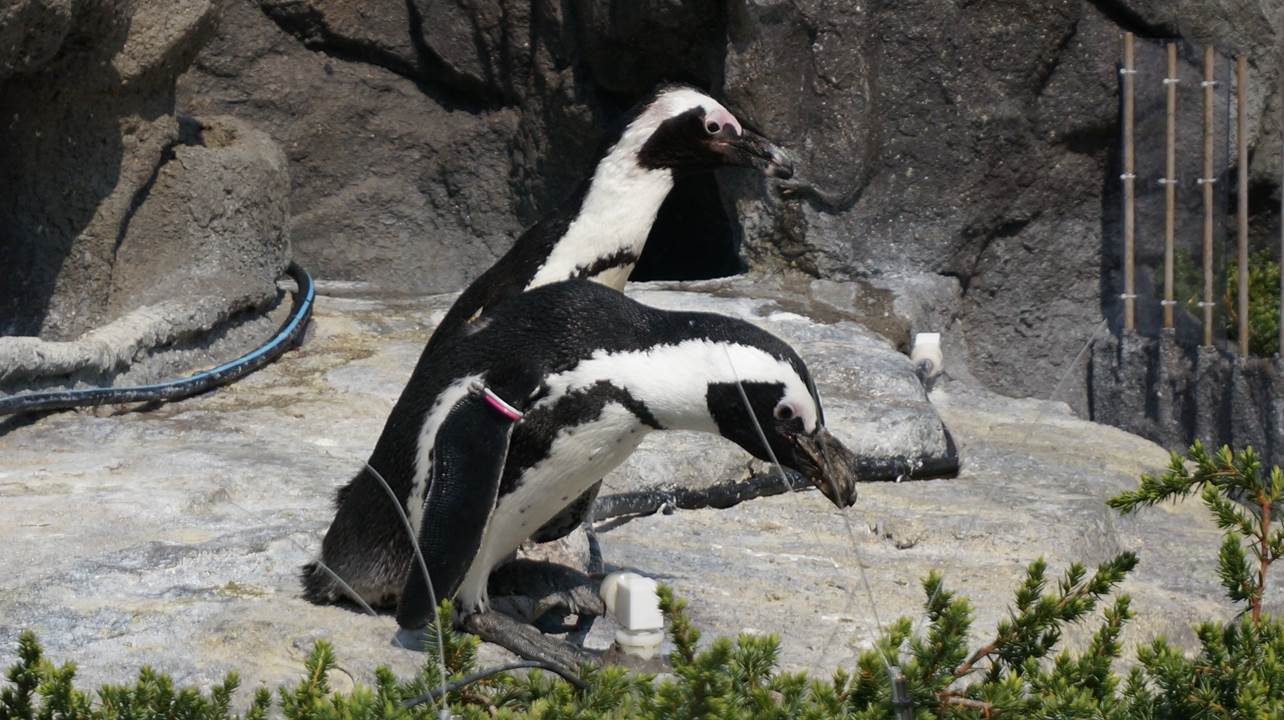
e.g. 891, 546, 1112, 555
0, 262, 316, 416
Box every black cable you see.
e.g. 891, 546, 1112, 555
0, 262, 315, 416
400, 660, 589, 708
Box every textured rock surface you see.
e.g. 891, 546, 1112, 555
0, 0, 218, 339
0, 0, 294, 395
177, 0, 525, 296
1090, 332, 1284, 467
0, 115, 292, 390
0, 284, 1253, 696
175, 0, 1284, 405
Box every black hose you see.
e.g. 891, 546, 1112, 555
0, 262, 315, 416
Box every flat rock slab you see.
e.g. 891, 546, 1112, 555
0, 283, 1242, 699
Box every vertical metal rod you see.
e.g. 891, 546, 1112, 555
1164, 43, 1178, 330
1123, 32, 1137, 332
1203, 46, 1216, 347
889, 668, 913, 720
1237, 56, 1250, 356
1280, 19, 1284, 357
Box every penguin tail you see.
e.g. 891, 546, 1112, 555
299, 561, 341, 604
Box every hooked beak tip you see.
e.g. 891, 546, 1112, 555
733, 128, 794, 179
796, 427, 860, 509
767, 156, 794, 180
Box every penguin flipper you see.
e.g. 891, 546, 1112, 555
394, 386, 524, 630
531, 480, 601, 543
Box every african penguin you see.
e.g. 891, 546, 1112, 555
424, 85, 793, 542
430, 84, 793, 346
301, 280, 861, 630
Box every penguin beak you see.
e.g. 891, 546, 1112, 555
714, 126, 794, 180
789, 426, 860, 508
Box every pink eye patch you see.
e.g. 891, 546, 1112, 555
705, 108, 742, 136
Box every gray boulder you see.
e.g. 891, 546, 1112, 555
0, 0, 296, 394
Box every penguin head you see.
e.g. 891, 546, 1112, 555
614, 85, 794, 180
703, 344, 860, 509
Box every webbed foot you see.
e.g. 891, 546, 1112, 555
487, 559, 604, 628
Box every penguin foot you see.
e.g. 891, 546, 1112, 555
461, 610, 599, 674
487, 559, 605, 626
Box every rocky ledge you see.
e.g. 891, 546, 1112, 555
0, 279, 1244, 700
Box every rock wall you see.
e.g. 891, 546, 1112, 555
0, 0, 292, 386
175, 0, 1284, 402
4, 1, 1281, 405
1090, 333, 1284, 466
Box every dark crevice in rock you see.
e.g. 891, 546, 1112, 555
953, 214, 1039, 296
111, 114, 213, 266
257, 1, 505, 113
1085, 0, 1179, 39
1035, 14, 1080, 98
1057, 122, 1116, 156
111, 141, 179, 260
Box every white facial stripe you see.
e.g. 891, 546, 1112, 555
538, 340, 818, 434
407, 374, 483, 535
525, 87, 738, 291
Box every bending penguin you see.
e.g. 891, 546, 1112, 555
302, 281, 861, 657
306, 84, 793, 578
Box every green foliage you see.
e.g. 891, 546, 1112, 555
0, 557, 1150, 719
1225, 251, 1281, 356
9, 445, 1284, 717
1110, 442, 1284, 621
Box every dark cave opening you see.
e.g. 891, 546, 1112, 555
629, 172, 745, 281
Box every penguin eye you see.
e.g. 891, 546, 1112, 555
705, 121, 721, 135
774, 403, 795, 421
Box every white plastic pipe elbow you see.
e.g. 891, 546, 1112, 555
599, 571, 664, 659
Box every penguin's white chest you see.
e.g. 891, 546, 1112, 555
454, 402, 648, 611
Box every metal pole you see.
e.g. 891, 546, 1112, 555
1164, 43, 1178, 330
889, 667, 913, 720
1123, 32, 1137, 332
1202, 46, 1216, 348
1280, 19, 1284, 357
1237, 56, 1250, 356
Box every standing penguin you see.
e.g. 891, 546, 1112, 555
429, 84, 793, 347
320, 85, 794, 562
302, 281, 861, 641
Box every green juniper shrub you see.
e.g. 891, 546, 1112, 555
1224, 251, 1281, 356
4, 444, 1284, 718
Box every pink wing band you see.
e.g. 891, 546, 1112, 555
482, 388, 524, 422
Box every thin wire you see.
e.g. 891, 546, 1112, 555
1025, 318, 1109, 433
901, 315, 1109, 679
364, 462, 452, 714
721, 347, 896, 676
217, 492, 447, 714
219, 494, 383, 618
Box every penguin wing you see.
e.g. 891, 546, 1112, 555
530, 480, 601, 543
394, 387, 524, 629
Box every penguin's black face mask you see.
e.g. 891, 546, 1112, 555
638, 108, 794, 180
706, 381, 860, 508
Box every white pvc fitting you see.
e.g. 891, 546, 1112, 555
910, 332, 943, 379
599, 571, 664, 659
